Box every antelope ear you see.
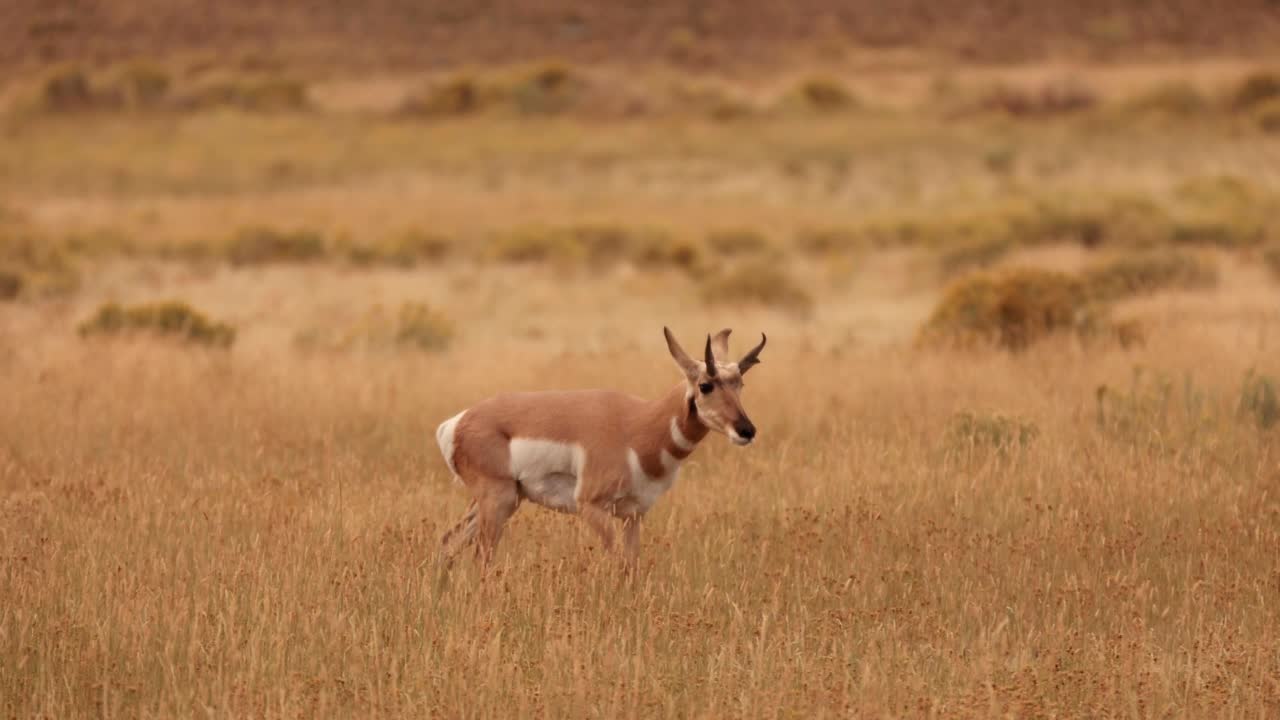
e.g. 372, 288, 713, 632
663, 326, 700, 381
710, 328, 731, 361
738, 333, 767, 374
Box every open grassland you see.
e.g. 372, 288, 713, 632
3, 50, 1280, 716
2, 304, 1279, 716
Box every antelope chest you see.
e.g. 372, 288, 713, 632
620, 448, 680, 515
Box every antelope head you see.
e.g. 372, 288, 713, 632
663, 326, 766, 446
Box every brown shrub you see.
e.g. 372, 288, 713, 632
706, 228, 772, 256
226, 227, 326, 266
508, 61, 585, 115
1256, 99, 1280, 134
1263, 245, 1280, 281
398, 76, 492, 117
1123, 82, 1210, 118
979, 78, 1097, 117
789, 77, 858, 113
794, 226, 866, 255
1229, 71, 1280, 111
0, 231, 80, 297
179, 75, 310, 112
486, 225, 695, 269
0, 270, 22, 301
115, 62, 171, 108
343, 230, 454, 268
38, 64, 119, 112
919, 268, 1097, 350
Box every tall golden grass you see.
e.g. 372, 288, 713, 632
3, 48, 1280, 719
2, 313, 1277, 716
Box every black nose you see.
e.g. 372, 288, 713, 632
736, 421, 756, 440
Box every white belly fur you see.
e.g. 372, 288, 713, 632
509, 438, 584, 513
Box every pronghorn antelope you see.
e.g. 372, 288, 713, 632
435, 327, 766, 568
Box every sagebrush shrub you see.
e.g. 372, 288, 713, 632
226, 227, 326, 266
78, 301, 236, 347
1082, 250, 1218, 301
1239, 371, 1279, 430
944, 411, 1038, 458
1230, 71, 1280, 111
295, 302, 454, 353
706, 228, 772, 257
700, 261, 813, 312
919, 268, 1095, 350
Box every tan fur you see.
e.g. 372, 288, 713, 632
436, 327, 764, 570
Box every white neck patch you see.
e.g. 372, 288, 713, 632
669, 416, 694, 451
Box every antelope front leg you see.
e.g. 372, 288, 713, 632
578, 503, 616, 554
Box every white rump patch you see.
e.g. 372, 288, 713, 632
510, 438, 584, 513
435, 410, 467, 479
669, 417, 693, 451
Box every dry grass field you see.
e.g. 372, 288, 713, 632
4, 258, 1280, 717
4, 5, 1280, 717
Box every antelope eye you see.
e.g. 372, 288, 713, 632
699, 382, 714, 394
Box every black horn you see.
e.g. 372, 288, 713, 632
738, 333, 767, 373
704, 334, 717, 377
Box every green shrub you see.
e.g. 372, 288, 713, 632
919, 268, 1097, 350
700, 261, 813, 312
226, 227, 326, 266
1238, 370, 1279, 430
1230, 71, 1280, 111
944, 411, 1038, 458
78, 301, 236, 347
706, 228, 772, 256
1082, 251, 1218, 301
